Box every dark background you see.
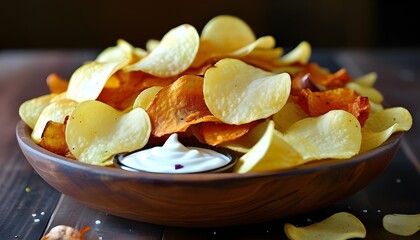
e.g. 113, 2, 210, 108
1, 0, 419, 50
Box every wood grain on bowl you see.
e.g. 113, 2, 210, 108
16, 120, 402, 227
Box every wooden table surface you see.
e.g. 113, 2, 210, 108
1, 49, 419, 239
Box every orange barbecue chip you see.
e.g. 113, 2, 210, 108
39, 118, 72, 158
97, 70, 177, 110
294, 88, 370, 126
291, 63, 352, 91
193, 121, 260, 146
46, 73, 69, 94
146, 75, 219, 137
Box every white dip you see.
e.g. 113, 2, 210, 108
120, 133, 230, 173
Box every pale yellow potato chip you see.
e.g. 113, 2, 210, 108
66, 100, 151, 165
132, 86, 163, 109
31, 99, 78, 143
369, 100, 384, 113
245, 47, 284, 61
363, 107, 412, 132
66, 60, 127, 102
277, 41, 311, 65
283, 110, 362, 160
96, 39, 133, 63
272, 101, 308, 132
228, 36, 276, 57
284, 212, 366, 240
124, 24, 199, 77
234, 120, 302, 173
221, 120, 273, 153
346, 82, 383, 104
19, 94, 57, 129
145, 39, 160, 52
383, 213, 420, 236
201, 15, 256, 53
354, 72, 377, 87
360, 107, 412, 152
204, 58, 291, 124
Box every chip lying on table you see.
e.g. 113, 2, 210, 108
18, 15, 412, 171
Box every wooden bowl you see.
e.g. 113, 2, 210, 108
16, 120, 402, 227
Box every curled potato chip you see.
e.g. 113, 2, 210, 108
295, 88, 370, 126
346, 82, 383, 104
31, 99, 78, 143
66, 100, 151, 165
283, 110, 362, 160
272, 101, 308, 132
96, 39, 134, 63
360, 107, 412, 152
46, 73, 68, 94
145, 39, 160, 52
39, 120, 70, 157
201, 15, 256, 53
228, 36, 276, 57
284, 212, 366, 240
66, 60, 128, 102
192, 121, 259, 146
354, 72, 377, 87
132, 86, 163, 109
19, 94, 57, 129
234, 120, 302, 173
147, 75, 219, 137
204, 58, 291, 124
383, 213, 420, 236
221, 119, 271, 153
124, 24, 199, 77
277, 41, 311, 65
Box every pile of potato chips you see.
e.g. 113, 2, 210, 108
19, 15, 412, 171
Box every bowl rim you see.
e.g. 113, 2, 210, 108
16, 120, 403, 183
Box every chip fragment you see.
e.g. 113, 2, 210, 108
284, 212, 366, 240
383, 213, 420, 236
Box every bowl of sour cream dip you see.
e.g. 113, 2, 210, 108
114, 133, 237, 173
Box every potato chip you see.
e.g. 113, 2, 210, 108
360, 107, 412, 152
66, 100, 151, 165
96, 39, 134, 63
66, 60, 128, 102
192, 121, 259, 146
283, 110, 361, 160
234, 120, 302, 173
228, 36, 276, 57
354, 72, 377, 87
383, 213, 420, 236
276, 41, 311, 65
284, 212, 366, 240
145, 39, 160, 52
124, 24, 199, 77
204, 58, 291, 124
19, 94, 57, 129
46, 73, 68, 94
220, 119, 272, 153
272, 101, 308, 132
295, 88, 370, 126
39, 120, 71, 157
245, 47, 284, 61
132, 86, 163, 109
146, 75, 219, 137
31, 99, 78, 143
294, 63, 351, 90
97, 70, 176, 111
346, 82, 383, 104
201, 15, 256, 53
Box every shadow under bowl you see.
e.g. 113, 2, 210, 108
16, 120, 403, 227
